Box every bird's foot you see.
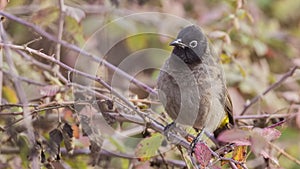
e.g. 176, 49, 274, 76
190, 129, 205, 153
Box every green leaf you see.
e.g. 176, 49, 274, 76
64, 5, 86, 23
18, 134, 30, 168
135, 133, 164, 161
126, 34, 148, 52
31, 7, 59, 28
253, 40, 268, 56
65, 16, 85, 46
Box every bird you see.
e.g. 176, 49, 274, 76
157, 25, 234, 141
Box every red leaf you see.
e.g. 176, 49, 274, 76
217, 129, 250, 145
194, 142, 212, 167
261, 128, 281, 141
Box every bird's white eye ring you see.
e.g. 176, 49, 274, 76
189, 40, 198, 48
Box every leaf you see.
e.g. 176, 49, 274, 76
193, 141, 212, 167
260, 128, 281, 141
135, 133, 164, 161
281, 91, 300, 102
65, 16, 85, 46
232, 145, 248, 164
236, 9, 246, 19
62, 123, 74, 154
39, 85, 60, 97
253, 40, 268, 56
0, 0, 8, 10
220, 53, 232, 64
126, 34, 148, 52
64, 5, 86, 23
209, 31, 231, 44
237, 63, 247, 78
250, 130, 267, 156
217, 129, 250, 145
2, 85, 19, 103
49, 129, 63, 161
79, 115, 104, 165
18, 134, 30, 168
31, 7, 59, 27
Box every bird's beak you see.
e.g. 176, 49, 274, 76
169, 39, 188, 48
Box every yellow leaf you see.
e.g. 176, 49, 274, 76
2, 85, 19, 103
237, 64, 247, 78
220, 53, 232, 64
232, 145, 248, 169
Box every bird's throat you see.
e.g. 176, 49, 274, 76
172, 47, 202, 65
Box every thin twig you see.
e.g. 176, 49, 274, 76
0, 103, 39, 108
158, 150, 169, 169
0, 69, 47, 86
67, 82, 110, 100
16, 49, 52, 70
234, 112, 299, 120
2, 101, 89, 129
241, 66, 299, 115
54, 0, 65, 72
269, 141, 300, 166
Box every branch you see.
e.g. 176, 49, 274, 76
1, 69, 47, 86
0, 42, 191, 149
53, 0, 65, 72
0, 43, 150, 120
234, 112, 298, 120
269, 141, 300, 166
0, 11, 158, 96
0, 20, 39, 168
240, 66, 299, 115
0, 146, 187, 168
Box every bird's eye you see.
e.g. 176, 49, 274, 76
189, 40, 198, 48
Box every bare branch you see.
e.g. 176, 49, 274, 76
0, 43, 191, 147
1, 69, 47, 86
0, 19, 39, 169
269, 141, 300, 166
240, 66, 299, 115
53, 0, 65, 72
0, 11, 158, 96
235, 112, 298, 120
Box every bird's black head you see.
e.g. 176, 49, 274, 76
170, 25, 208, 65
